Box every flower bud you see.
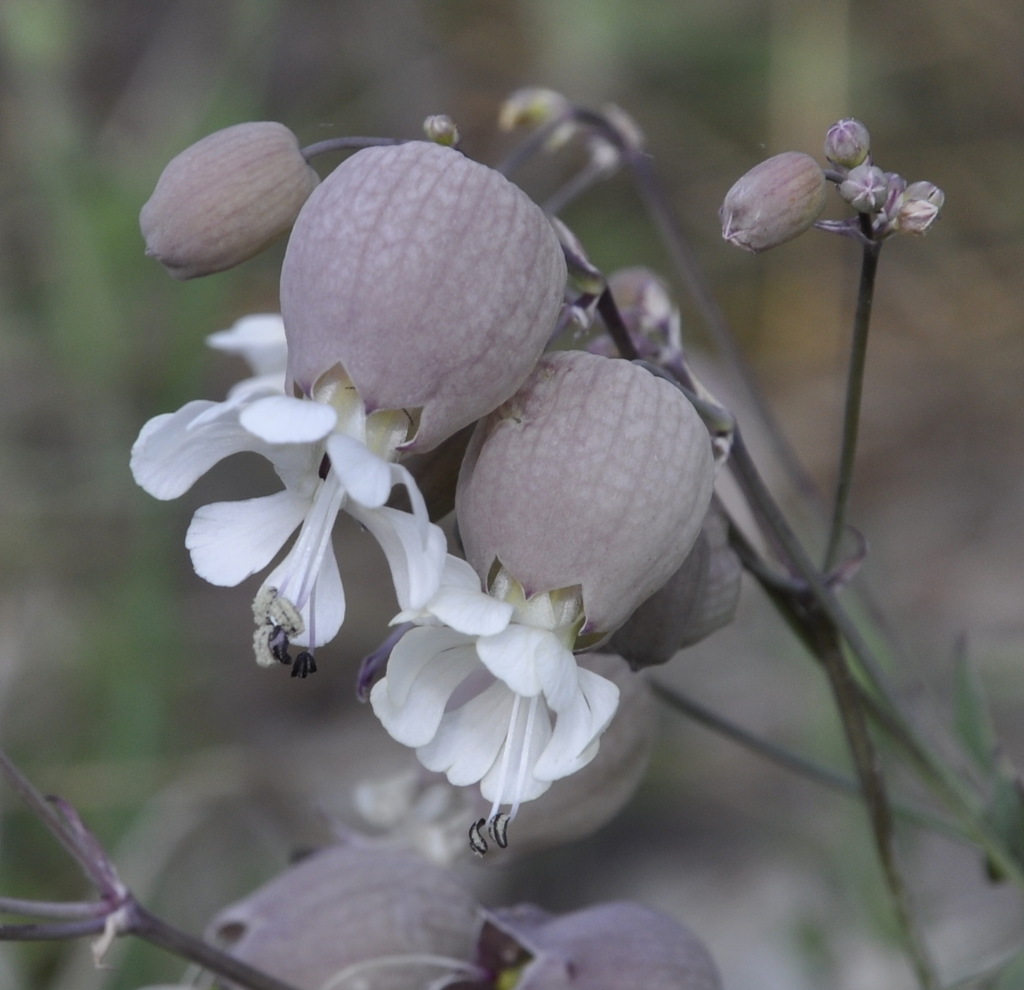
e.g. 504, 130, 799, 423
140, 122, 319, 279
838, 163, 889, 214
456, 350, 715, 637
824, 117, 871, 168
720, 151, 827, 253
423, 113, 460, 146
609, 503, 741, 668
280, 141, 567, 453
207, 841, 480, 990
894, 180, 945, 235
479, 901, 723, 990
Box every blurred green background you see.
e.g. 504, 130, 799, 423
1, 1, 1022, 988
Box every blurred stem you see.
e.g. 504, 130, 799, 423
651, 683, 965, 842
810, 623, 938, 990
823, 218, 882, 571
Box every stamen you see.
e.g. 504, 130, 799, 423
468, 818, 488, 856
487, 694, 522, 823
290, 651, 317, 678
487, 812, 510, 849
509, 695, 540, 822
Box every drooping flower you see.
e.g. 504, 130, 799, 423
371, 351, 715, 850
130, 318, 446, 674
280, 140, 567, 454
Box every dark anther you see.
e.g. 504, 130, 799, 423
468, 817, 489, 856
290, 651, 317, 679
488, 812, 510, 849
269, 625, 292, 664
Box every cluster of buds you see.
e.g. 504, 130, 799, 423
200, 839, 723, 990
721, 117, 944, 251
132, 114, 724, 858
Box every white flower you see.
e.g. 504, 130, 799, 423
370, 557, 620, 849
130, 320, 447, 673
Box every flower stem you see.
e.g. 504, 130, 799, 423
823, 220, 882, 571
650, 682, 965, 842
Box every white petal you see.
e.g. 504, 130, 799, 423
417, 680, 515, 785
348, 504, 447, 611
186, 490, 309, 586
326, 434, 393, 508
206, 314, 287, 377
380, 627, 472, 706
476, 625, 575, 702
427, 584, 514, 637
532, 667, 620, 782
240, 395, 337, 444
371, 633, 480, 747
130, 400, 260, 500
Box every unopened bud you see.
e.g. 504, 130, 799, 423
838, 163, 889, 213
140, 122, 319, 279
894, 180, 945, 235
499, 87, 572, 132
423, 114, 460, 146
824, 117, 871, 168
720, 151, 827, 253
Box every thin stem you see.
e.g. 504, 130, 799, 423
127, 900, 305, 990
811, 624, 937, 989
0, 897, 107, 920
300, 136, 405, 162
651, 682, 965, 842
824, 218, 882, 570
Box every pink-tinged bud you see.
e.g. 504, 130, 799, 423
609, 503, 741, 668
824, 117, 871, 168
281, 141, 567, 453
207, 842, 480, 990
894, 180, 945, 235
838, 163, 889, 214
720, 151, 827, 253
456, 350, 715, 637
140, 122, 319, 279
479, 901, 723, 990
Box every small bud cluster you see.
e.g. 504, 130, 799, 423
720, 116, 944, 250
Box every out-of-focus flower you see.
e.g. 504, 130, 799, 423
478, 901, 723, 990
281, 140, 566, 454
130, 320, 446, 674
140, 122, 319, 279
824, 118, 871, 168
720, 151, 827, 252
609, 503, 741, 669
207, 841, 483, 990
371, 351, 714, 852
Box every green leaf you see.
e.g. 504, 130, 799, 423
952, 652, 1000, 777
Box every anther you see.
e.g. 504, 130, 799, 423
290, 651, 317, 679
487, 813, 510, 849
468, 818, 489, 856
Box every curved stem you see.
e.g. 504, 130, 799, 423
824, 217, 882, 570
300, 136, 405, 162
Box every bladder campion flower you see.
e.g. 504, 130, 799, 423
371, 351, 715, 852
